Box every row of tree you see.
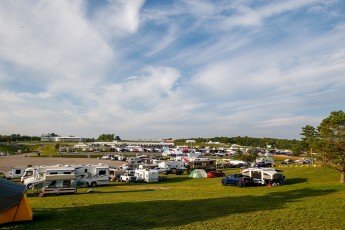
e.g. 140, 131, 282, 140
0, 134, 40, 142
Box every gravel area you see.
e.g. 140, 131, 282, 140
0, 153, 124, 172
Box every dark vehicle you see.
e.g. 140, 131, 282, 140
186, 160, 216, 173
253, 162, 272, 167
221, 174, 252, 187
207, 171, 225, 178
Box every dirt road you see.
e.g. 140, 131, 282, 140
0, 153, 123, 172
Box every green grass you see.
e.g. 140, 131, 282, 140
3, 166, 345, 230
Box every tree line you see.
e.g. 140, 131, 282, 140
0, 134, 40, 142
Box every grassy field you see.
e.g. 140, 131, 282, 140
3, 166, 345, 230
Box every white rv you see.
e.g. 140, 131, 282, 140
24, 166, 76, 189
74, 164, 109, 187
241, 167, 285, 185
5, 166, 28, 180
134, 169, 159, 183
23, 164, 110, 188
255, 157, 275, 166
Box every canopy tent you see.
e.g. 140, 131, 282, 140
0, 178, 33, 225
189, 169, 207, 178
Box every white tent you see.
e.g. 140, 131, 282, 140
189, 169, 207, 178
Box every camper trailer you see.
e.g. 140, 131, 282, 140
36, 174, 78, 197
241, 167, 285, 186
74, 164, 110, 187
134, 169, 159, 183
5, 166, 28, 180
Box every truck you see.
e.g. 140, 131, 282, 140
221, 174, 252, 187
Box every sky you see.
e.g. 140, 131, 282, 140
0, 0, 345, 140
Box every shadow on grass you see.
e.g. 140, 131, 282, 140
285, 178, 308, 185
19, 188, 336, 230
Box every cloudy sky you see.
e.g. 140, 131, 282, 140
1, 0, 344, 140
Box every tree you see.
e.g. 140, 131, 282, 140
300, 125, 318, 152
97, 134, 115, 142
315, 111, 345, 183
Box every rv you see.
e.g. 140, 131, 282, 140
255, 157, 275, 166
134, 169, 159, 183
36, 174, 78, 197
241, 167, 285, 185
5, 166, 28, 180
186, 159, 216, 173
24, 166, 76, 189
74, 164, 110, 187
24, 164, 110, 189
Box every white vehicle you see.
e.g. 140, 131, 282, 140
5, 166, 28, 180
24, 166, 76, 189
21, 166, 39, 182
135, 169, 159, 183
109, 168, 126, 181
256, 157, 275, 166
241, 167, 285, 185
158, 161, 185, 169
74, 164, 110, 187
24, 164, 110, 188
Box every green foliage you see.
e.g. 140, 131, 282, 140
0, 134, 40, 142
301, 110, 345, 183
97, 134, 115, 141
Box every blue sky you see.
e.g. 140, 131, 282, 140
1, 0, 344, 140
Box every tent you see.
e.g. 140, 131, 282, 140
189, 169, 207, 178
0, 178, 33, 225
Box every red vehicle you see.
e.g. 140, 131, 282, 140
207, 171, 225, 178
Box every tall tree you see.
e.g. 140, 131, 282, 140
315, 111, 345, 183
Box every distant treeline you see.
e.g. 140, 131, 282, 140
175, 136, 301, 150
0, 134, 40, 142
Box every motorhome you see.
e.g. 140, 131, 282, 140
24, 166, 76, 189
134, 169, 159, 183
5, 166, 28, 180
24, 164, 110, 188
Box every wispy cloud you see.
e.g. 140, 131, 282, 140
0, 0, 344, 139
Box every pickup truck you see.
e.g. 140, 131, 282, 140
221, 174, 252, 187
120, 173, 137, 182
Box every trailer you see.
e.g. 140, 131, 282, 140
134, 169, 159, 183
241, 167, 285, 186
5, 166, 28, 180
35, 174, 77, 197
74, 164, 110, 187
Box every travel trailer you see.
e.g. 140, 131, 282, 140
74, 164, 110, 187
134, 169, 159, 183
5, 166, 28, 180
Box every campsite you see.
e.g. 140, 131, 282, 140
1, 164, 345, 229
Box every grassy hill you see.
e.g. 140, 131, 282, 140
4, 165, 343, 229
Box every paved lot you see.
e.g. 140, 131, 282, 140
0, 153, 124, 172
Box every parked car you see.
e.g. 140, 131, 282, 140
207, 171, 225, 178
221, 174, 252, 187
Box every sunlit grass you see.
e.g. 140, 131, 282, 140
3, 166, 345, 230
